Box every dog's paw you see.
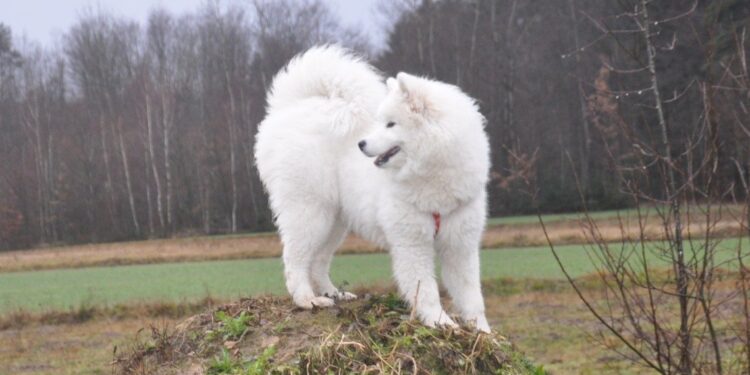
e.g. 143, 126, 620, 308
460, 313, 491, 333
295, 295, 335, 309
422, 310, 458, 329
435, 316, 459, 330
473, 317, 491, 333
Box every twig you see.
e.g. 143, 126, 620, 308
410, 280, 421, 322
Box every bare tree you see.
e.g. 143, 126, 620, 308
66, 12, 143, 237
1, 0, 747, 262
718, 24, 750, 374
19, 47, 61, 243
541, 1, 750, 373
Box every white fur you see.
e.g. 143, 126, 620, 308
255, 46, 491, 332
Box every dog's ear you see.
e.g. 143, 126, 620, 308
395, 72, 434, 117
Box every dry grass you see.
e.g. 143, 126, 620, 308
0, 233, 377, 273
111, 294, 539, 375
0, 206, 744, 273
484, 290, 641, 374
0, 316, 183, 375
0, 297, 220, 331
0, 234, 287, 273
482, 215, 743, 248
484, 273, 750, 374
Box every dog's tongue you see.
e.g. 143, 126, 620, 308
374, 146, 401, 167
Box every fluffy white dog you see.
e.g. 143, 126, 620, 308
255, 46, 491, 332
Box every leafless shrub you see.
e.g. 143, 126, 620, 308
536, 1, 750, 374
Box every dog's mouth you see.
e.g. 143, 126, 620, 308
374, 146, 401, 167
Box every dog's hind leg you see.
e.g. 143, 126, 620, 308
310, 219, 357, 301
277, 203, 338, 309
436, 197, 490, 332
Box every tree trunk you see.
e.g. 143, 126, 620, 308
454, 18, 461, 85
226, 72, 239, 233
504, 1, 517, 146
98, 114, 117, 230
641, 1, 690, 373
568, 0, 591, 192
144, 148, 154, 237
467, 0, 481, 85
239, 79, 261, 229
428, 5, 436, 77
115, 118, 140, 236
146, 94, 165, 232
161, 90, 174, 233
45, 125, 56, 242
23, 95, 48, 243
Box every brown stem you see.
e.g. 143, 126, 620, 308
640, 1, 690, 372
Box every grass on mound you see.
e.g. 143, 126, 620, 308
113, 294, 545, 375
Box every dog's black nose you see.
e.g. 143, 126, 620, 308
358, 140, 366, 150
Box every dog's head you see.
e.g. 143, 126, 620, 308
358, 73, 438, 169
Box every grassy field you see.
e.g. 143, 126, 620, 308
0, 204, 744, 273
3, 275, 726, 375
0, 283, 641, 375
0, 206, 747, 375
1, 237, 746, 313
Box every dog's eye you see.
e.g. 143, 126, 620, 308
386, 122, 396, 128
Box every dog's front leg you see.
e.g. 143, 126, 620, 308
390, 244, 456, 328
436, 196, 490, 332
381, 199, 455, 328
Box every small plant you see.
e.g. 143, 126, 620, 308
272, 317, 291, 334
245, 345, 276, 375
207, 349, 242, 375
213, 311, 253, 341
377, 293, 409, 311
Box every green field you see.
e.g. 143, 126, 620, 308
1, 238, 746, 313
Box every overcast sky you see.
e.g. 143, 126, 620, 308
1, 0, 386, 48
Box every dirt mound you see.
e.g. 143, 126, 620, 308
113, 293, 543, 374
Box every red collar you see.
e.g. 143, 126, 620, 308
432, 212, 441, 237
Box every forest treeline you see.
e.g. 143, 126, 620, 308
0, 0, 749, 250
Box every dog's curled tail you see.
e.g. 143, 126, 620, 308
266, 45, 384, 114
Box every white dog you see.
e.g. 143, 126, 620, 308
255, 46, 491, 332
